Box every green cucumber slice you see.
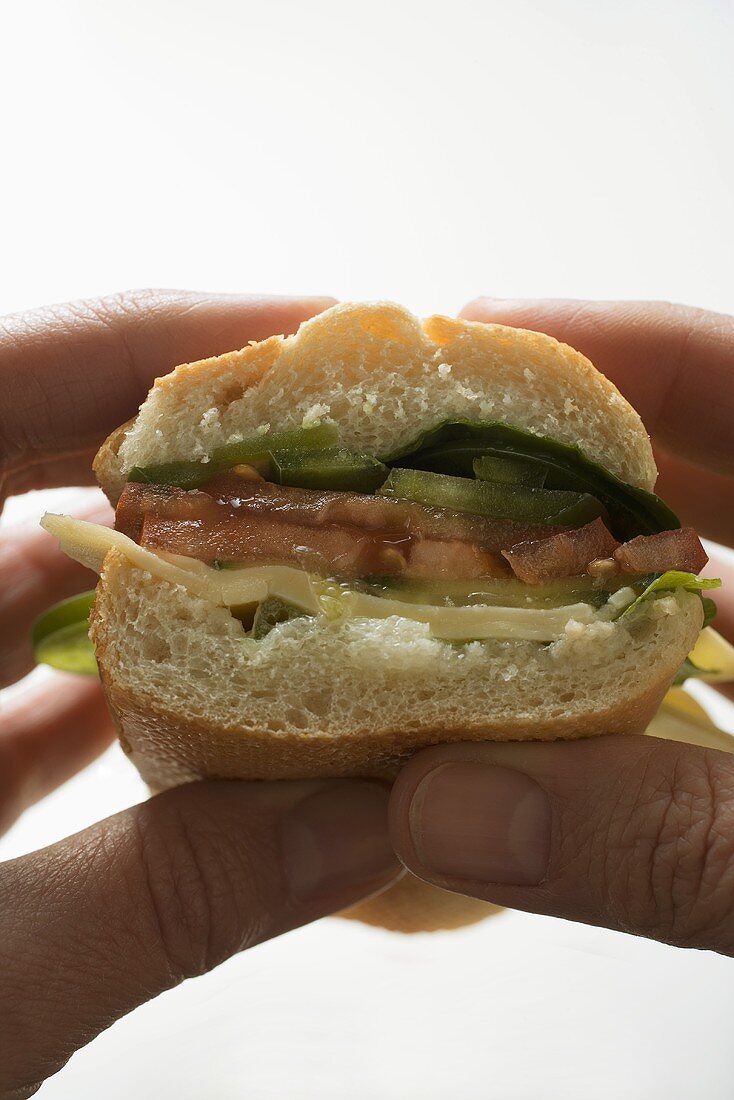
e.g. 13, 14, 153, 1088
359, 574, 611, 608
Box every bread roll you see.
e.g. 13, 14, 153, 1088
95, 301, 657, 502
50, 303, 705, 932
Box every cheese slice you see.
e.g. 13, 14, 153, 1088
649, 687, 734, 753
686, 626, 734, 684
41, 512, 610, 642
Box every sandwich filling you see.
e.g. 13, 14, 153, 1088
112, 420, 713, 638
37, 418, 720, 672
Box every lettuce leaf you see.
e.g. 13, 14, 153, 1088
386, 420, 679, 540
618, 571, 721, 623
31, 590, 97, 674
702, 597, 718, 629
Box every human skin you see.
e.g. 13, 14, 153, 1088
3, 291, 734, 1095
389, 298, 734, 955
0, 291, 401, 1098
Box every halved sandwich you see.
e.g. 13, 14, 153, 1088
39, 302, 720, 931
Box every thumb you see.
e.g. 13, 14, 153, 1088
1, 779, 399, 1098
389, 736, 734, 954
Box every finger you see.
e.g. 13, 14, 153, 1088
0, 495, 112, 689
460, 298, 734, 476
0, 778, 399, 1095
0, 675, 115, 836
390, 736, 734, 956
4, 448, 99, 494
0, 290, 335, 499
653, 445, 734, 546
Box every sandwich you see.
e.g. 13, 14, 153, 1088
38, 302, 720, 931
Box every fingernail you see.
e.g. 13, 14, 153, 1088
409, 763, 551, 886
282, 781, 398, 902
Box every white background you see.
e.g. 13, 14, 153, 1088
2, 1, 734, 1096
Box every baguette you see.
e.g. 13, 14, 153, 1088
46, 303, 707, 932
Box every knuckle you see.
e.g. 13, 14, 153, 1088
129, 795, 270, 982
598, 745, 734, 949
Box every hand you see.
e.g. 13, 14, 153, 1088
0, 291, 400, 1099
389, 298, 734, 957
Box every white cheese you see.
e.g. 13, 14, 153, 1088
686, 626, 734, 684
42, 513, 602, 643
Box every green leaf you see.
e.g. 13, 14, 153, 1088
702, 596, 718, 629
618, 571, 721, 622
473, 455, 547, 487
385, 420, 679, 539
673, 657, 718, 686
32, 591, 97, 675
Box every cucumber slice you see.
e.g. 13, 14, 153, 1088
32, 591, 97, 675
473, 455, 547, 487
359, 574, 610, 608
379, 468, 606, 526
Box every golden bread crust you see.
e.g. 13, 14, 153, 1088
86, 303, 681, 932
94, 301, 658, 504
341, 874, 503, 933
98, 661, 680, 788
